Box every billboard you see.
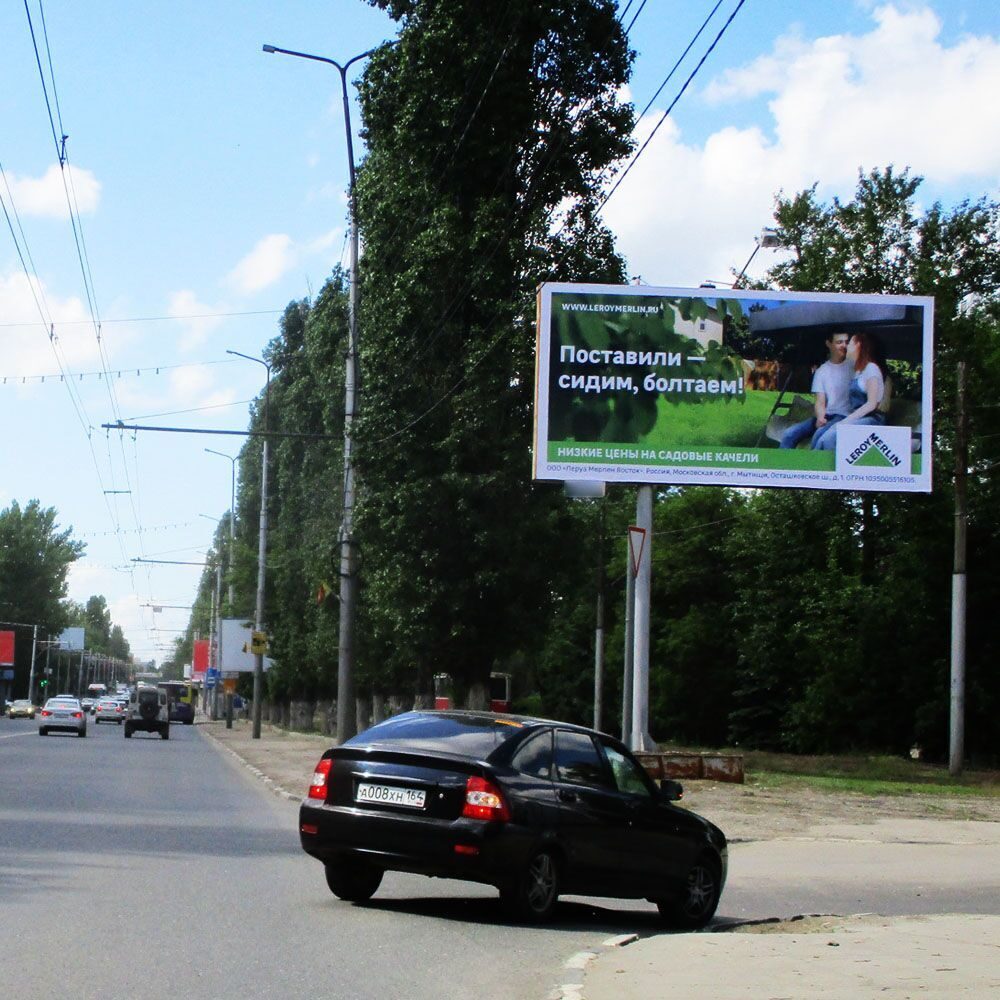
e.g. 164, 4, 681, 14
192, 639, 209, 678
219, 619, 273, 674
58, 626, 85, 651
0, 631, 14, 666
533, 283, 933, 493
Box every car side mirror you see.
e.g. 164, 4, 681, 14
660, 779, 684, 801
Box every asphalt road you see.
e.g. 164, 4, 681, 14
0, 716, 669, 1000
3, 716, 996, 1000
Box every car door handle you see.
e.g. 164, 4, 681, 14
558, 789, 578, 803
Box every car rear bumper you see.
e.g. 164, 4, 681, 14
299, 800, 538, 887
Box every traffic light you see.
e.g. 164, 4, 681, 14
39, 679, 48, 689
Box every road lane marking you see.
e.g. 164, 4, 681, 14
0, 730, 38, 739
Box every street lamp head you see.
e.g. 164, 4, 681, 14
262, 44, 277, 53
759, 227, 782, 249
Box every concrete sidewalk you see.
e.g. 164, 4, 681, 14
199, 717, 1000, 999
580, 914, 1000, 999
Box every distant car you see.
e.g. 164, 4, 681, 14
81, 697, 96, 714
94, 698, 126, 725
299, 711, 727, 925
8, 699, 37, 720
38, 697, 87, 737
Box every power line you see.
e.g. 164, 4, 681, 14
596, 0, 748, 215
0, 358, 241, 385
0, 309, 284, 329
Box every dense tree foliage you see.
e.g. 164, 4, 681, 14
352, 0, 634, 706
0, 500, 83, 693
726, 169, 1000, 758
181, 12, 998, 769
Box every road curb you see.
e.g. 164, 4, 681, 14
200, 725, 302, 803
549, 934, 640, 1000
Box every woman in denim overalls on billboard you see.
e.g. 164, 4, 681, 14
812, 331, 887, 451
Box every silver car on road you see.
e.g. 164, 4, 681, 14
38, 697, 88, 737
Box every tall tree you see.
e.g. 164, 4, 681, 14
354, 0, 635, 706
0, 500, 83, 692
728, 168, 1000, 757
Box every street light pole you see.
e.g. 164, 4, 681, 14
263, 42, 375, 743
226, 350, 271, 739
205, 449, 238, 608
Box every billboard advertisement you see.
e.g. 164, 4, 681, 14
192, 638, 209, 678
219, 619, 273, 674
533, 283, 933, 493
0, 630, 14, 666
58, 626, 85, 652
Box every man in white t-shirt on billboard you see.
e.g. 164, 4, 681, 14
779, 331, 852, 449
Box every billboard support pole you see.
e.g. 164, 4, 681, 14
630, 485, 657, 752
593, 500, 605, 732
622, 542, 635, 744
949, 362, 968, 776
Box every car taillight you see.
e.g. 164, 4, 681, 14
308, 758, 333, 800
41, 710, 52, 717
72, 712, 83, 718
462, 775, 510, 822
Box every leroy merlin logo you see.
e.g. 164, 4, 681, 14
846, 432, 903, 468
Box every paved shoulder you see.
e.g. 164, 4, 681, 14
199, 717, 333, 800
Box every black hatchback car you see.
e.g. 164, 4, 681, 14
299, 711, 727, 924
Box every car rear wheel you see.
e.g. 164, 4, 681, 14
501, 850, 560, 922
161, 726, 169, 740
324, 861, 383, 903
656, 856, 721, 929
124, 725, 132, 738
78, 729, 86, 738
39, 728, 47, 736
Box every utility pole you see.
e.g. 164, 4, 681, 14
949, 361, 968, 776
205, 448, 237, 608
262, 43, 374, 744
227, 350, 271, 739
28, 624, 38, 704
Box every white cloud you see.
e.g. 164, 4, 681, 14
67, 558, 108, 597
226, 234, 296, 293
605, 4, 1000, 286
304, 228, 343, 255
6, 163, 101, 218
168, 289, 228, 351
224, 227, 347, 295
0, 270, 98, 376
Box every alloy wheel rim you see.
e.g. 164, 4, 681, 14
683, 865, 715, 917
526, 854, 556, 911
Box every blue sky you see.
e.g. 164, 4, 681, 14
2, 1, 997, 665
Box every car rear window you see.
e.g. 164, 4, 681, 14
346, 712, 526, 758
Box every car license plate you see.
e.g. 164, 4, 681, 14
356, 783, 426, 810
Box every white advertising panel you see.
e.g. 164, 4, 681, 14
57, 626, 86, 651
219, 619, 272, 673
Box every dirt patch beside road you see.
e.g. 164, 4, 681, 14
680, 779, 1000, 842
201, 718, 999, 842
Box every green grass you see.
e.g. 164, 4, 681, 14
641, 390, 783, 448
742, 751, 1000, 798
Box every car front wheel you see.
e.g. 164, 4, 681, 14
656, 856, 721, 929
324, 861, 383, 902
501, 850, 560, 922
